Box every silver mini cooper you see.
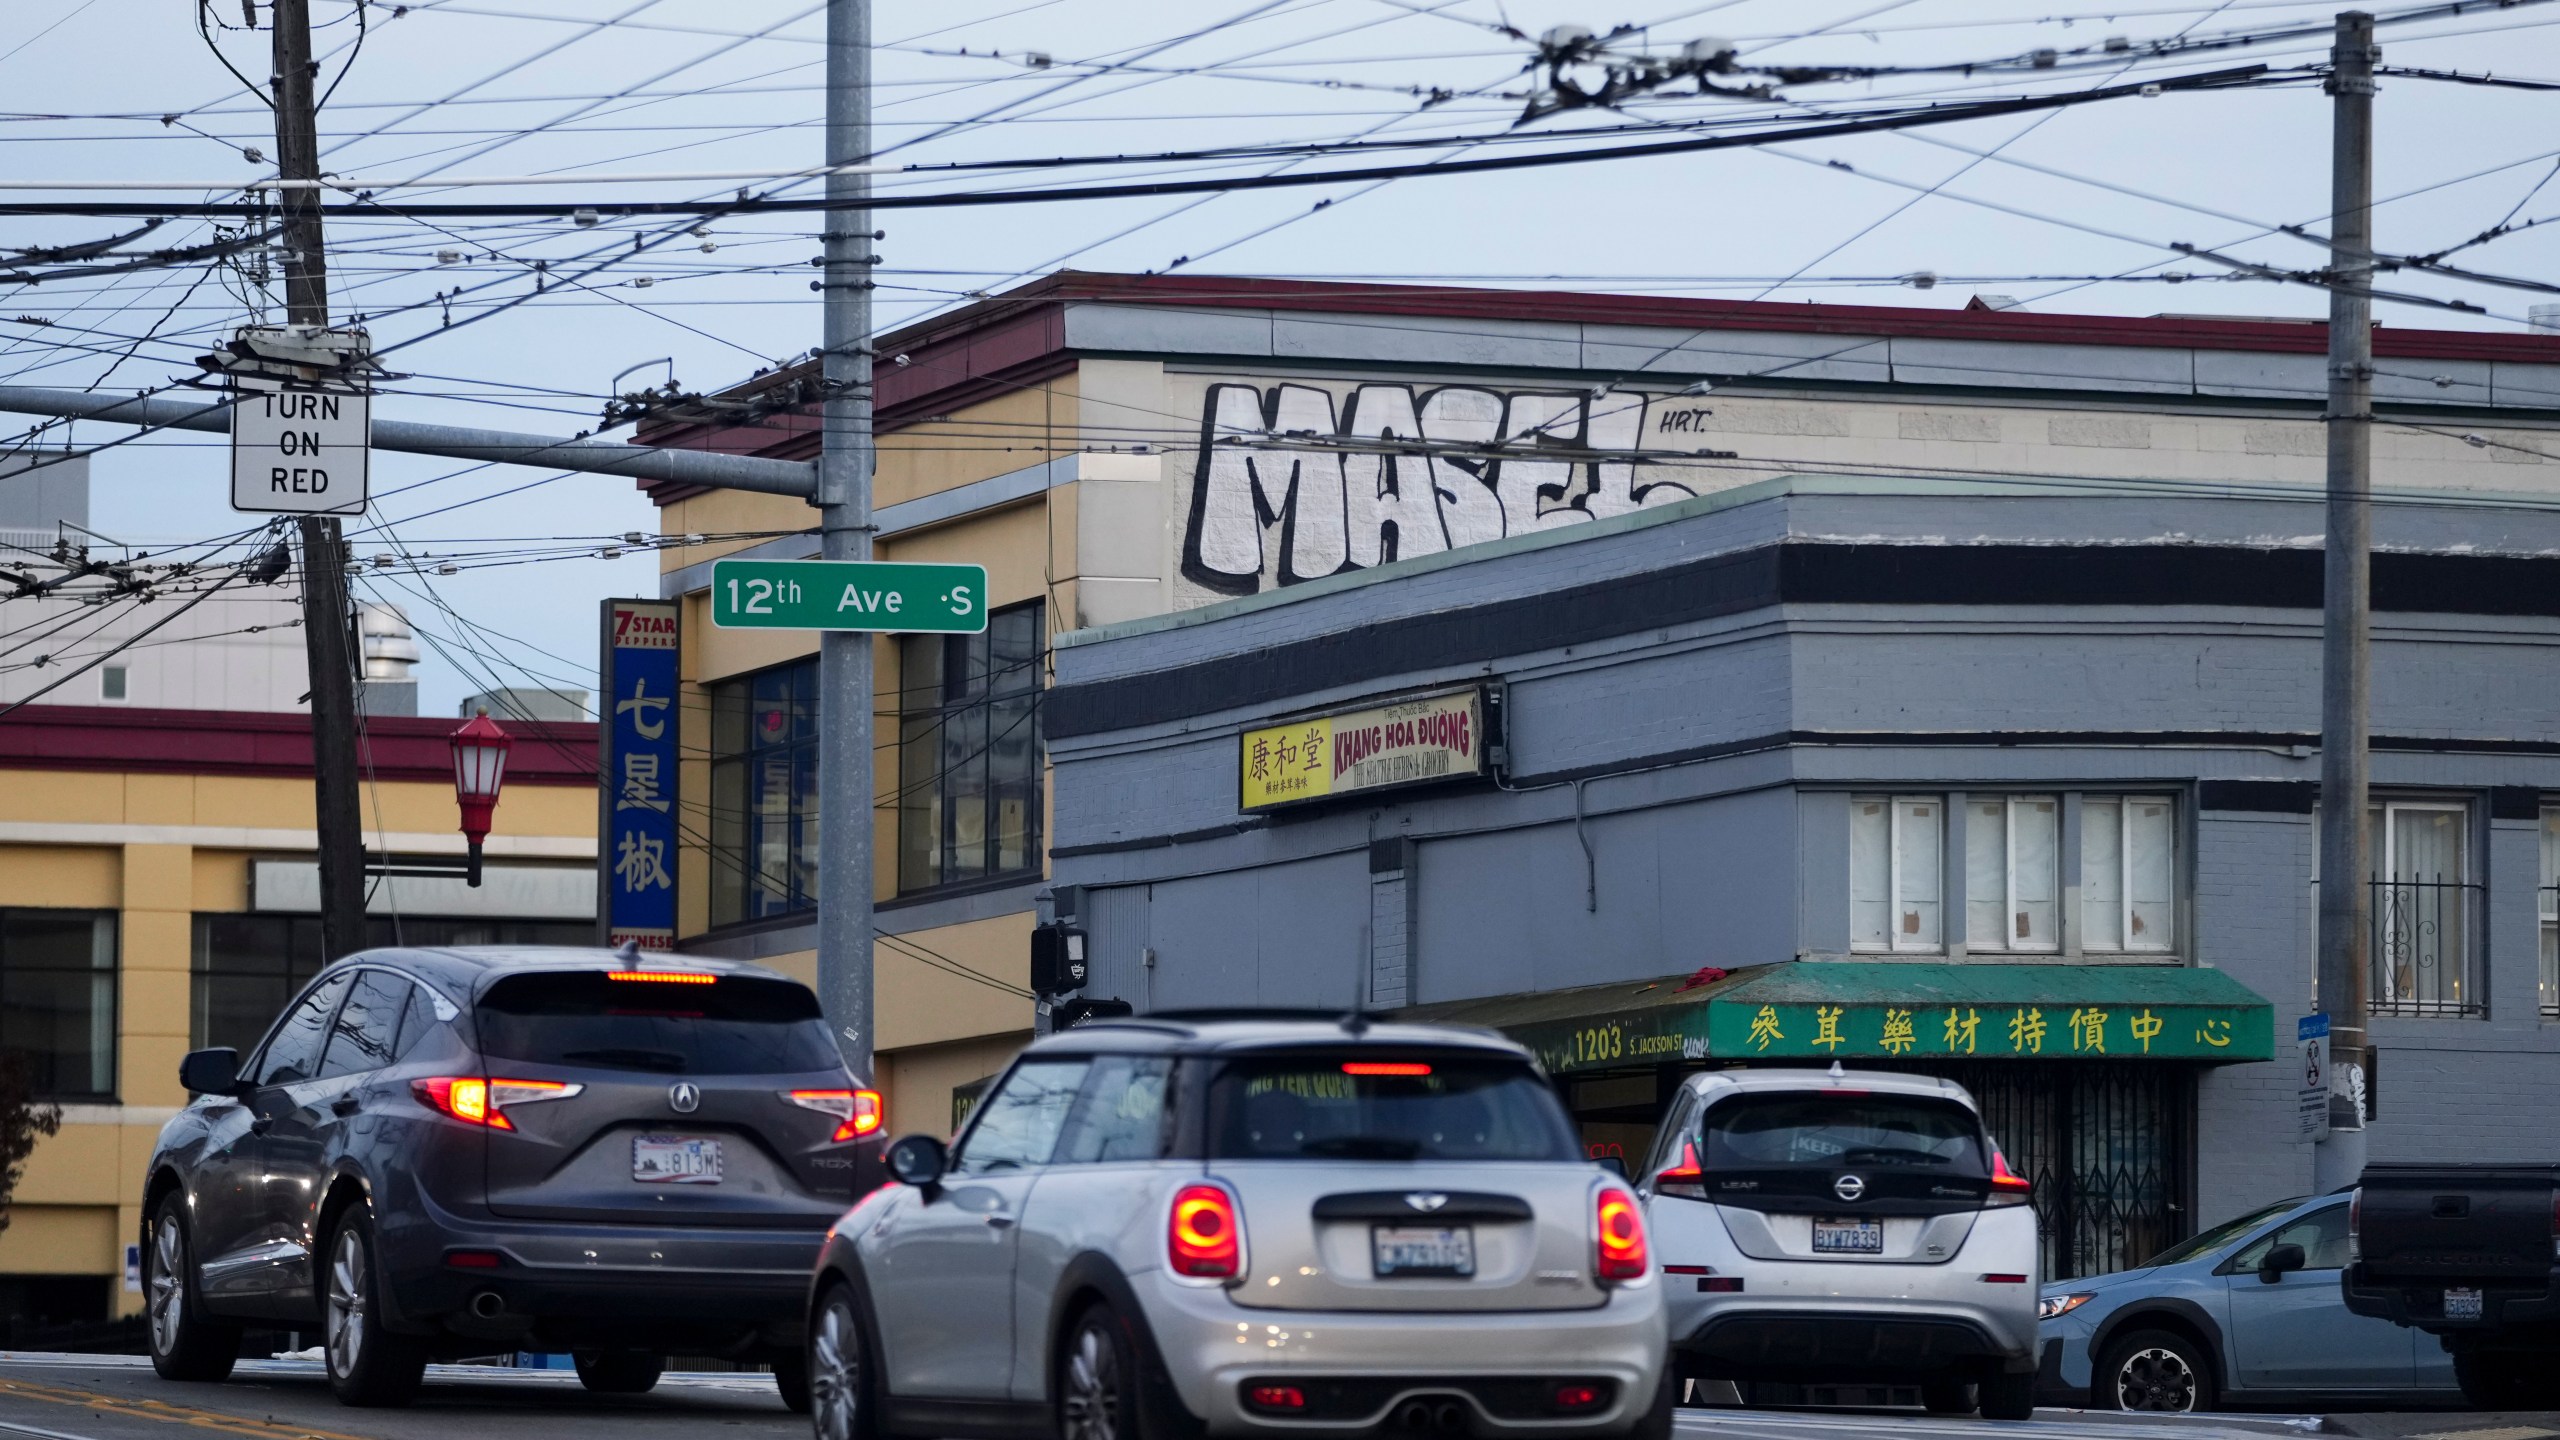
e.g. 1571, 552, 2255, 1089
1639, 1068, 2042, 1419
802, 1012, 1669, 1440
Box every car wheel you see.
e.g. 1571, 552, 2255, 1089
809, 1286, 878, 1440
2096, 1328, 2215, 1414
145, 1195, 239, 1383
322, 1208, 428, 1407
1058, 1302, 1144, 1440
1920, 1380, 1976, 1414
1978, 1371, 2036, 1422
573, 1349, 663, 1395
2453, 1351, 2558, 1409
772, 1348, 811, 1415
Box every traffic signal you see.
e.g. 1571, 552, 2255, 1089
1030, 924, 1088, 996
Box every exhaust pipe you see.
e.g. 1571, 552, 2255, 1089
1431, 1401, 1467, 1433
468, 1291, 506, 1320
1393, 1401, 1432, 1431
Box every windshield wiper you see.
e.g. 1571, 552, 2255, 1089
558, 1047, 688, 1073
1300, 1135, 1424, 1159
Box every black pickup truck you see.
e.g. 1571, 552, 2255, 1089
2343, 1163, 2560, 1407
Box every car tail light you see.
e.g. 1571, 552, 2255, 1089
2348, 1188, 2363, 1264
412, 1076, 581, 1130
1244, 1385, 1305, 1413
1552, 1385, 1605, 1412
1987, 1148, 2032, 1208
1979, 1273, 2030, 1285
443, 1250, 504, 1269
1654, 1138, 1707, 1201
1594, 1187, 1648, 1283
1170, 1184, 1243, 1281
1340, 1062, 1431, 1076
608, 970, 717, 985
786, 1088, 884, 1142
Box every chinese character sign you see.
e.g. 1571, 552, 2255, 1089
601, 599, 680, 951
1702, 997, 2268, 1061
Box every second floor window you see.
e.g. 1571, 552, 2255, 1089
0, 909, 115, 1100
1852, 792, 2177, 957
2541, 806, 2557, 1018
708, 659, 819, 926
898, 602, 1043, 893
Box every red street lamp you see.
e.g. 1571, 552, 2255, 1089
448, 707, 513, 887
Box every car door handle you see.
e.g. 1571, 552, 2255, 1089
984, 1214, 1015, 1229
331, 1096, 361, 1117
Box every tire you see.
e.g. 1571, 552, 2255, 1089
2094, 1328, 2215, 1414
321, 1207, 428, 1407
2453, 1351, 2558, 1409
1978, 1370, 2036, 1422
573, 1350, 663, 1395
808, 1286, 879, 1440
772, 1348, 811, 1415
144, 1194, 239, 1383
1621, 1367, 1675, 1440
1057, 1302, 1145, 1440
1920, 1380, 1977, 1414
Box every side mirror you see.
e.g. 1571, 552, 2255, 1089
178, 1048, 240, 1097
2258, 1242, 2306, 1282
885, 1133, 948, 1189
1595, 1155, 1630, 1179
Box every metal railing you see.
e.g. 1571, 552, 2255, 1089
2370, 877, 2484, 1018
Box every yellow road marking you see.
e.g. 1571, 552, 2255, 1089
0, 1376, 379, 1440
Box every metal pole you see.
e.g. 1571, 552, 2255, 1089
815, 0, 877, 1080
2313, 8, 2376, 1191
271, 0, 370, 964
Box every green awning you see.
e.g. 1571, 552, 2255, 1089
1397, 962, 2275, 1076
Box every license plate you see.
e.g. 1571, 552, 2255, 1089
1372, 1225, 1474, 1278
2444, 1287, 2484, 1321
1811, 1219, 1883, 1254
633, 1135, 722, 1185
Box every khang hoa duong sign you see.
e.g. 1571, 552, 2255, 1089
1239, 688, 1485, 812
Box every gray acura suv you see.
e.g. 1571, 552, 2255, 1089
142, 947, 885, 1407
803, 1011, 1669, 1440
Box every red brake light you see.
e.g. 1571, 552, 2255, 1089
786, 1088, 885, 1142
1245, 1385, 1305, 1412
1340, 1062, 1432, 1076
609, 970, 717, 985
1987, 1148, 2032, 1207
412, 1076, 580, 1130
1553, 1385, 1604, 1412
1657, 1138, 1703, 1180
1170, 1184, 1242, 1280
443, 1249, 503, 1269
1595, 1188, 1648, 1282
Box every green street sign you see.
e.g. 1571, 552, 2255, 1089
710, 558, 988, 633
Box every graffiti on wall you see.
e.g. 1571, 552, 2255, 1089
1180, 381, 1734, 596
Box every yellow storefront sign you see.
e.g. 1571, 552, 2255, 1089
1239, 689, 1484, 811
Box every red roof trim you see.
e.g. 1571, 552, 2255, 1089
0, 705, 598, 785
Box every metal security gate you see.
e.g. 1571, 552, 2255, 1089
1907, 1061, 2193, 1282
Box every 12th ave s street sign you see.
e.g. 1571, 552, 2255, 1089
711, 558, 987, 633
230, 388, 369, 515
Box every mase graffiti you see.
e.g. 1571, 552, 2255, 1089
1180, 381, 1730, 596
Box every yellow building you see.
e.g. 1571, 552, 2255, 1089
0, 704, 598, 1324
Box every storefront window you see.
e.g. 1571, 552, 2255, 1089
1850, 796, 1942, 951
191, 914, 593, 1056
2082, 796, 2177, 953
1967, 795, 2059, 952
0, 910, 115, 1100
707, 658, 819, 926
898, 602, 1043, 894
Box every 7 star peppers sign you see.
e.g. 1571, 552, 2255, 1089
600, 599, 680, 950
1239, 689, 1486, 811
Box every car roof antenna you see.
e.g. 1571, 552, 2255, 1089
613, 938, 641, 965
1340, 1009, 1372, 1037
1828, 1060, 1845, 1080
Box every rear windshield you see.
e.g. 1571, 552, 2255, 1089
1702, 1093, 1985, 1172
1209, 1056, 1578, 1162
475, 972, 841, 1076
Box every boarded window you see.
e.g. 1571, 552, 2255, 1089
1967, 796, 2058, 953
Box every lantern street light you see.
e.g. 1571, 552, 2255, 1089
448, 707, 513, 887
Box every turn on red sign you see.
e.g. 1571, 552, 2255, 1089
1239, 688, 1484, 811
229, 387, 369, 515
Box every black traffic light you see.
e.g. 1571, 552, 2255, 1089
1030, 924, 1088, 996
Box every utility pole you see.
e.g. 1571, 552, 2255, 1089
2313, 8, 2376, 1192
814, 0, 877, 1079
269, 0, 370, 964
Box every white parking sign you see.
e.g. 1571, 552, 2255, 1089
230, 388, 369, 515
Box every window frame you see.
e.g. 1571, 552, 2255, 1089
895, 599, 1046, 897
1846, 790, 2185, 960
2082, 794, 2180, 956
0, 907, 120, 1102
2369, 798, 2476, 1017
705, 656, 822, 927
1852, 794, 1946, 954
2539, 804, 2557, 1020
1966, 794, 2062, 955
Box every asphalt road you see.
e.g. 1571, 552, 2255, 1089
0, 1354, 2545, 1440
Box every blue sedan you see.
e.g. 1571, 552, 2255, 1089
2037, 1193, 2461, 1411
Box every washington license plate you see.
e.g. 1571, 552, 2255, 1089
1812, 1219, 1883, 1254
633, 1135, 722, 1185
2444, 1287, 2484, 1321
1372, 1225, 1474, 1278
